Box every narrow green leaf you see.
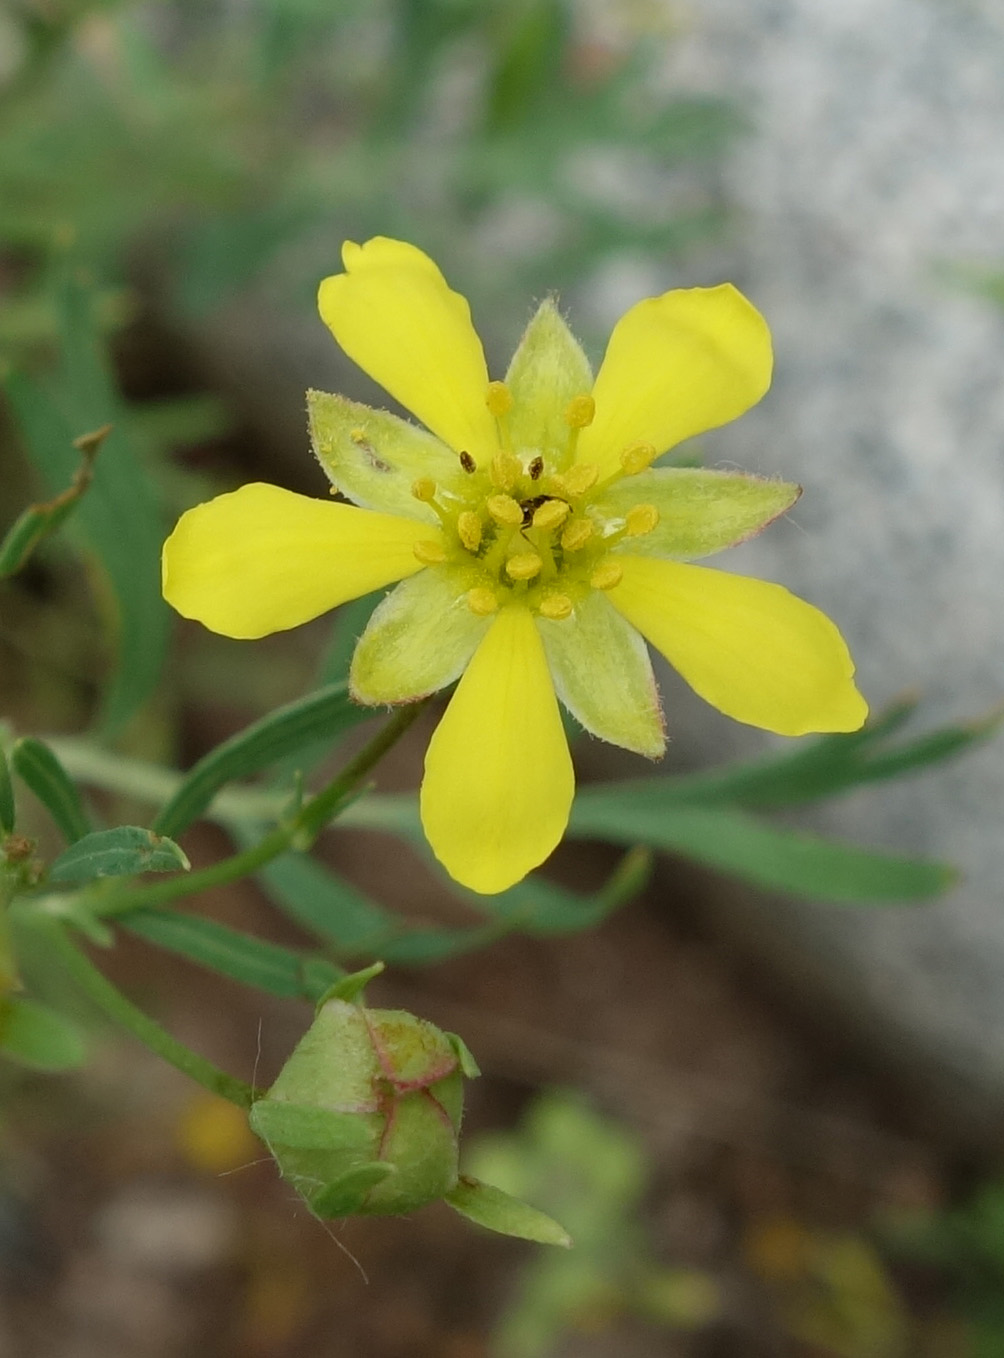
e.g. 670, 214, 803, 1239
0, 746, 14, 835
125, 909, 340, 1002
4, 276, 170, 734
446, 1177, 571, 1247
11, 736, 92, 843
49, 827, 189, 883
474, 846, 653, 937
252, 847, 399, 953
583, 699, 1000, 814
0, 996, 88, 1071
0, 424, 107, 579
153, 681, 368, 839
567, 802, 956, 904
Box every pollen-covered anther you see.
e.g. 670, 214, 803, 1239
413, 539, 447, 566
590, 560, 624, 591
560, 518, 594, 552
411, 476, 438, 503
625, 503, 660, 537
485, 380, 513, 417
457, 511, 483, 552
486, 494, 523, 527
489, 451, 522, 492
562, 463, 599, 497
506, 552, 543, 581
532, 499, 571, 532
564, 394, 596, 429
538, 593, 573, 621
620, 441, 658, 475
467, 586, 499, 616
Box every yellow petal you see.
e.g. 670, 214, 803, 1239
577, 285, 773, 478
608, 557, 868, 735
420, 606, 574, 893
318, 237, 498, 464
162, 483, 432, 639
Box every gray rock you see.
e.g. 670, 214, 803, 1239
641, 0, 1004, 1136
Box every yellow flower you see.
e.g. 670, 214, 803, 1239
162, 237, 867, 894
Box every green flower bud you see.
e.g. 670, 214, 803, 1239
249, 971, 479, 1219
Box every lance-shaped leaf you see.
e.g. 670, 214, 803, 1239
124, 909, 339, 1002
153, 680, 368, 839
0, 746, 14, 836
49, 827, 189, 884
567, 800, 955, 904
11, 737, 91, 843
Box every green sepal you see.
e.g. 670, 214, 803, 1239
309, 1163, 396, 1218
504, 299, 593, 464
446, 1031, 481, 1079
593, 467, 800, 560
249, 1099, 373, 1152
445, 1176, 572, 1247
308, 389, 461, 520
315, 961, 385, 1008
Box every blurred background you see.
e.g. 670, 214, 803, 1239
4, 0, 1004, 1354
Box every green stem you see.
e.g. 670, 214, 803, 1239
85, 700, 428, 922
43, 921, 257, 1108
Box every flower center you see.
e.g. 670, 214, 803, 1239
410, 383, 659, 620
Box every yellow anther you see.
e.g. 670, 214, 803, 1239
590, 560, 624, 591
486, 493, 523, 526
506, 552, 543, 581
620, 441, 658, 475
457, 511, 483, 552
489, 451, 522, 492
532, 499, 571, 532
467, 587, 499, 616
625, 503, 660, 537
560, 518, 594, 552
411, 476, 437, 502
564, 394, 596, 429
538, 593, 573, 621
413, 539, 446, 566
350, 427, 367, 443
485, 380, 513, 417
562, 463, 599, 496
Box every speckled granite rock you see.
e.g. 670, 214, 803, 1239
638, 0, 1004, 1133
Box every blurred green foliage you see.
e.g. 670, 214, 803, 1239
0, 0, 738, 353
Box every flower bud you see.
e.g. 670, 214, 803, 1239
250, 973, 479, 1219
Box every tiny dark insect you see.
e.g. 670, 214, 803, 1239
528, 456, 544, 480
459, 450, 476, 473
520, 494, 551, 527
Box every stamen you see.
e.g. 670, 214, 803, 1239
459, 450, 476, 474
467, 587, 499, 616
625, 503, 660, 537
560, 518, 594, 552
506, 552, 543, 581
620, 442, 658, 475
528, 455, 544, 481
532, 499, 571, 532
486, 494, 523, 527
538, 593, 573, 621
350, 428, 367, 443
590, 560, 623, 590
411, 477, 437, 503
485, 381, 513, 417
564, 394, 595, 429
457, 511, 482, 552
562, 463, 599, 497
489, 451, 522, 492
413, 540, 447, 566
